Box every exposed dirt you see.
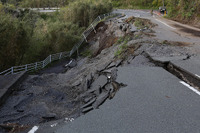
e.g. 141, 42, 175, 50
87, 22, 121, 57
86, 22, 108, 42
161, 40, 192, 46
171, 17, 200, 29
173, 24, 200, 37
95, 36, 118, 56
142, 32, 156, 37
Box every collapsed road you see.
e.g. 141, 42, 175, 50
1, 9, 200, 133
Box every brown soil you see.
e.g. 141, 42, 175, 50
171, 17, 200, 29
0, 123, 29, 133
142, 32, 156, 37
173, 24, 200, 37
86, 22, 107, 42
95, 36, 118, 56
162, 40, 191, 46
87, 22, 119, 57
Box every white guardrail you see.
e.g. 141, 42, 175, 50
0, 13, 121, 75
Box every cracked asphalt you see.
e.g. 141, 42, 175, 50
33, 9, 200, 133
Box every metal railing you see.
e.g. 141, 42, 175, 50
0, 13, 120, 75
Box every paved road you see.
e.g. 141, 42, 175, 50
113, 9, 200, 78
40, 67, 200, 133
113, 9, 200, 45
32, 10, 200, 133
171, 55, 200, 78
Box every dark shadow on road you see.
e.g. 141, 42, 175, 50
38, 59, 69, 74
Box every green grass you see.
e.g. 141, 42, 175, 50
81, 49, 92, 58
114, 35, 131, 59
134, 18, 144, 29
114, 43, 128, 59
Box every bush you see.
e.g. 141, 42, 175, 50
0, 12, 30, 71
60, 0, 112, 27
0, 0, 113, 71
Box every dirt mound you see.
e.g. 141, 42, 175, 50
162, 40, 191, 46
86, 22, 108, 41
87, 21, 119, 57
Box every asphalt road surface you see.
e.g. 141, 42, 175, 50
113, 9, 200, 45
33, 9, 200, 133
40, 67, 200, 133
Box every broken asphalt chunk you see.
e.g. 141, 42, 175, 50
93, 91, 109, 109
65, 59, 77, 68
90, 75, 108, 90
111, 69, 118, 81
81, 98, 96, 109
82, 106, 93, 114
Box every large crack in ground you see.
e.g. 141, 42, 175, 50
145, 50, 200, 91
1, 15, 200, 133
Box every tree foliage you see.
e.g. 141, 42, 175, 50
0, 12, 29, 70
60, 0, 112, 27
0, 0, 112, 71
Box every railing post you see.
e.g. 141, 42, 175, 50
50, 55, 52, 63
98, 16, 101, 21
43, 61, 45, 68
104, 14, 105, 18
35, 62, 37, 70
11, 67, 13, 74
59, 52, 62, 59
82, 34, 87, 42
91, 24, 96, 33
25, 64, 28, 71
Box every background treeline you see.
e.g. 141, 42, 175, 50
2, 0, 199, 22
0, 0, 112, 71
1, 0, 70, 7
112, 0, 200, 21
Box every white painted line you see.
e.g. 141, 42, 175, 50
195, 74, 200, 79
28, 126, 39, 133
155, 19, 176, 30
180, 81, 200, 96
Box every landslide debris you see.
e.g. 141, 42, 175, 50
0, 15, 197, 133
125, 16, 157, 29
